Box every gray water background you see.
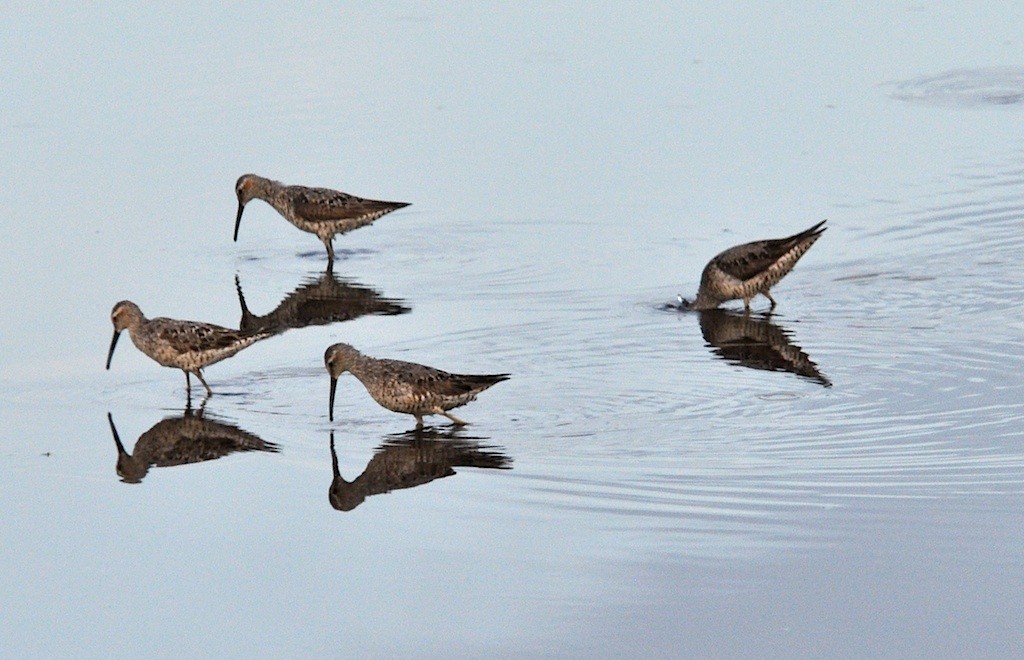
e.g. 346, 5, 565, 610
2, 4, 1023, 657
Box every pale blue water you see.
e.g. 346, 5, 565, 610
2, 4, 1023, 657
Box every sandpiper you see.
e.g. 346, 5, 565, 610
106, 300, 271, 396
234, 174, 410, 269
680, 220, 827, 311
325, 343, 509, 427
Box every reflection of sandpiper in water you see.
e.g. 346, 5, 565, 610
697, 309, 831, 387
106, 300, 273, 397
107, 408, 279, 484
233, 174, 410, 271
679, 221, 826, 312
325, 343, 510, 428
234, 270, 409, 336
329, 430, 511, 511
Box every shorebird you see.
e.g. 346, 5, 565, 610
106, 300, 272, 396
325, 343, 509, 427
679, 220, 827, 311
233, 174, 410, 269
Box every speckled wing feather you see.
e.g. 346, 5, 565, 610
154, 321, 267, 356
400, 362, 510, 397
290, 186, 409, 223
712, 220, 826, 282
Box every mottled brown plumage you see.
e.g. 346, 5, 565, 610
234, 174, 410, 269
683, 220, 827, 311
106, 300, 272, 396
325, 343, 510, 427
108, 410, 279, 484
329, 430, 511, 511
235, 270, 409, 335
698, 309, 831, 387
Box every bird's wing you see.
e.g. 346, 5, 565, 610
382, 360, 508, 398
291, 186, 408, 222
155, 321, 267, 355
712, 221, 826, 282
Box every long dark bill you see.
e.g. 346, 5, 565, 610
233, 201, 245, 242
106, 330, 122, 370
329, 376, 338, 422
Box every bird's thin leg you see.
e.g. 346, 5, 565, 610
194, 370, 213, 396
185, 371, 192, 393
743, 297, 752, 313
414, 414, 424, 428
764, 291, 778, 309
441, 411, 468, 426
324, 238, 335, 272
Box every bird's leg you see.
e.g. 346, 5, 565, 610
743, 297, 752, 313
185, 371, 192, 393
414, 414, 424, 428
764, 291, 778, 309
194, 370, 213, 396
324, 238, 335, 273
441, 411, 468, 426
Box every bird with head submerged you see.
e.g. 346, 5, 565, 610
106, 300, 271, 397
679, 220, 827, 312
325, 342, 510, 427
234, 174, 410, 270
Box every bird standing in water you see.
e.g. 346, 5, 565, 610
233, 174, 410, 270
680, 220, 827, 311
325, 343, 509, 427
106, 300, 271, 396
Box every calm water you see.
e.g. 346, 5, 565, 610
3, 4, 1024, 657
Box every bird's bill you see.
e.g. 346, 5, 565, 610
233, 201, 245, 242
106, 330, 122, 370
329, 376, 338, 421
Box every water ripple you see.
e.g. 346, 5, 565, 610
890, 67, 1024, 108
491, 151, 1024, 558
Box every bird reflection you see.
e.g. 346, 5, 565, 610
107, 405, 279, 484
235, 270, 409, 335
697, 309, 832, 387
329, 429, 512, 511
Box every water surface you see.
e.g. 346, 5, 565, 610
2, 4, 1023, 657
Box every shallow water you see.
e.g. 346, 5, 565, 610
3, 4, 1024, 656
